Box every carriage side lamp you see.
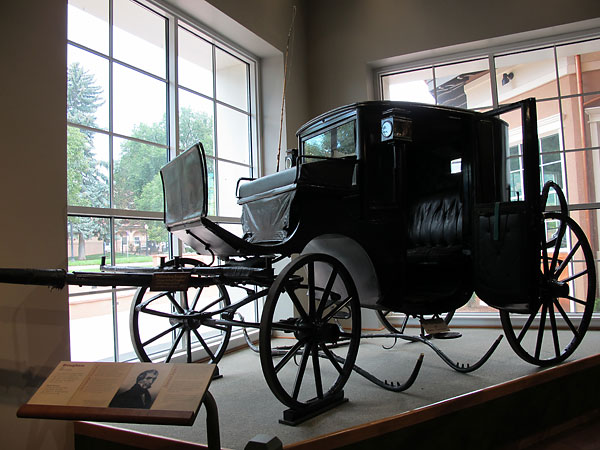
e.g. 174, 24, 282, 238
285, 148, 298, 168
381, 110, 412, 142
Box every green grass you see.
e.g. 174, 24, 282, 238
68, 253, 154, 268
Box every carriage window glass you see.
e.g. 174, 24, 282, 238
333, 121, 356, 157
450, 158, 462, 173
507, 144, 523, 201
304, 121, 356, 159
67, 0, 258, 362
304, 132, 331, 157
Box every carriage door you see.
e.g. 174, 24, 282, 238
473, 103, 541, 311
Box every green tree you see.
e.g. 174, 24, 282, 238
179, 107, 214, 153
67, 62, 105, 131
67, 63, 108, 260
113, 107, 214, 248
114, 107, 214, 211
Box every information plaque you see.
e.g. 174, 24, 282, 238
17, 361, 215, 426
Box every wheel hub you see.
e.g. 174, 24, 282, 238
169, 311, 201, 330
295, 321, 341, 343
541, 277, 570, 299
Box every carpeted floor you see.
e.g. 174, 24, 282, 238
104, 327, 600, 449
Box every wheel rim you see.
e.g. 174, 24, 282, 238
259, 254, 361, 410
501, 213, 596, 366
130, 258, 231, 364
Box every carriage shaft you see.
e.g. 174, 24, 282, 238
0, 268, 69, 289
0, 266, 273, 291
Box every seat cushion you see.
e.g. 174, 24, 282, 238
238, 168, 296, 202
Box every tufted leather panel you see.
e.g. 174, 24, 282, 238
407, 191, 463, 263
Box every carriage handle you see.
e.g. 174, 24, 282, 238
235, 177, 256, 198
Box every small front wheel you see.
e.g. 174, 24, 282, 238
259, 253, 361, 410
130, 258, 232, 364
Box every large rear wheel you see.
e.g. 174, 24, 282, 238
259, 253, 361, 410
500, 213, 596, 366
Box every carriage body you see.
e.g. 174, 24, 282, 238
292, 100, 542, 317
163, 100, 543, 318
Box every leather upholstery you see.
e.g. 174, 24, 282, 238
407, 191, 463, 263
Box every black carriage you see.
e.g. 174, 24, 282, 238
151, 96, 596, 414
1, 98, 595, 422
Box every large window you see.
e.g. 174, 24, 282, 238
378, 30, 600, 317
67, 0, 257, 361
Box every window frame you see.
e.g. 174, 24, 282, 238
67, 0, 261, 362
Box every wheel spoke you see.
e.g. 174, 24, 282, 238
197, 294, 228, 314
548, 304, 561, 359
192, 328, 217, 362
566, 295, 588, 307
517, 310, 538, 344
141, 324, 179, 347
307, 262, 316, 317
137, 291, 170, 311
549, 221, 567, 274
190, 287, 204, 310
534, 304, 548, 360
319, 343, 344, 374
562, 269, 588, 284
316, 268, 338, 318
165, 328, 184, 362
167, 292, 185, 314
275, 339, 305, 373
322, 295, 353, 323
312, 344, 323, 399
555, 241, 581, 278
553, 299, 580, 339
285, 285, 310, 322
140, 308, 183, 319
292, 342, 312, 400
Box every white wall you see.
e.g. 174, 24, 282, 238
304, 0, 600, 116
0, 1, 72, 449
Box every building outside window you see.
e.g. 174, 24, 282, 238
67, 0, 258, 362
378, 31, 600, 317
